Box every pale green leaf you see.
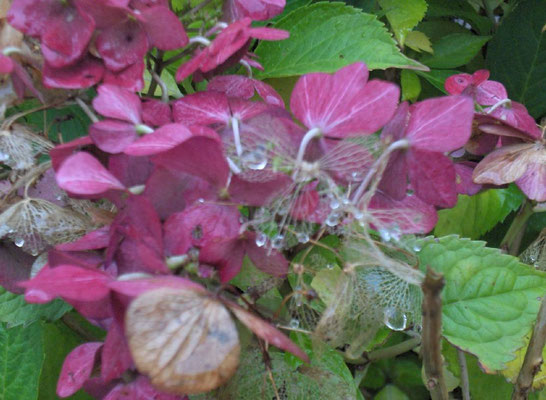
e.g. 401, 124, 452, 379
416, 235, 546, 371
378, 0, 427, 45
143, 69, 183, 98
400, 70, 421, 102
375, 384, 409, 400
254, 2, 427, 79
404, 31, 433, 53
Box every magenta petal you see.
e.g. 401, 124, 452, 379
229, 98, 271, 121
380, 102, 410, 142
124, 123, 194, 156
172, 91, 230, 126
140, 6, 188, 50
444, 73, 472, 95
406, 95, 474, 152
93, 84, 142, 124
475, 80, 507, 106
96, 18, 148, 72
233, 0, 285, 20
56, 226, 111, 251
378, 150, 409, 200
229, 170, 292, 206
208, 75, 255, 99
90, 120, 138, 154
227, 302, 309, 362
246, 234, 288, 277
108, 276, 204, 297
101, 321, 133, 382
50, 136, 94, 171
102, 60, 145, 92
56, 152, 125, 195
290, 183, 319, 220
248, 26, 289, 40
407, 150, 457, 208
19, 265, 112, 302
0, 54, 14, 74
516, 163, 546, 202
175, 49, 206, 81
108, 153, 154, 188
42, 57, 104, 89
41, 5, 94, 68
0, 242, 35, 295
57, 342, 103, 398
369, 192, 438, 234
487, 101, 542, 139
200, 238, 245, 282
142, 99, 172, 126
152, 136, 229, 188
252, 79, 285, 107
7, 0, 54, 36
454, 162, 482, 196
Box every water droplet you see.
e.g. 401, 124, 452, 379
296, 232, 309, 243
0, 151, 9, 162
325, 212, 340, 227
353, 210, 364, 220
14, 237, 25, 247
406, 189, 414, 196
326, 263, 334, 270
413, 244, 422, 252
241, 147, 267, 170
289, 318, 300, 329
351, 171, 362, 181
271, 234, 284, 249
379, 228, 391, 242
197, 198, 205, 203
255, 232, 267, 247
293, 292, 302, 307
383, 307, 407, 331
342, 197, 350, 205
55, 195, 63, 201
329, 198, 340, 210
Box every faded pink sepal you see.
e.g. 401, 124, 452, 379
57, 342, 103, 398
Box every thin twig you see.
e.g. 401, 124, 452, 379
512, 295, 546, 400
457, 348, 471, 400
147, 50, 165, 97
151, 70, 169, 103
74, 97, 99, 123
421, 266, 448, 400
343, 336, 421, 364
501, 200, 534, 256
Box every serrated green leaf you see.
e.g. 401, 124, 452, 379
419, 33, 491, 68
404, 31, 433, 53
400, 70, 421, 101
486, 0, 546, 118
254, 2, 426, 79
378, 0, 427, 45
426, 0, 493, 35
39, 320, 93, 400
414, 69, 459, 93
0, 322, 44, 400
0, 286, 71, 327
416, 20, 470, 42
434, 186, 525, 239
416, 235, 546, 371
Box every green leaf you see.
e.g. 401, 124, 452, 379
254, 2, 426, 79
400, 70, 421, 102
486, 0, 546, 118
378, 0, 427, 45
416, 235, 546, 371
143, 69, 183, 98
415, 69, 460, 93
375, 384, 410, 400
434, 186, 525, 239
39, 321, 93, 400
426, 0, 493, 35
0, 286, 71, 328
419, 33, 491, 68
404, 31, 433, 53
253, 0, 312, 26
416, 19, 472, 42
0, 322, 44, 400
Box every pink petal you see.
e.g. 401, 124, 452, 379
41, 5, 95, 68
0, 242, 35, 295
248, 26, 289, 40
151, 136, 229, 188
291, 63, 399, 137
245, 234, 288, 276
227, 302, 309, 362
142, 99, 172, 126
96, 18, 148, 72
0, 54, 14, 74
290, 183, 319, 220
472, 70, 490, 85
175, 49, 206, 81
108, 153, 154, 188
454, 162, 482, 196
200, 238, 245, 282
406, 95, 474, 152
7, 0, 54, 36
444, 73, 473, 95
20, 265, 112, 301
12, 61, 44, 101
380, 101, 410, 143
208, 75, 255, 98
93, 84, 142, 124
487, 101, 542, 139
516, 162, 546, 202
172, 91, 230, 126
140, 6, 188, 50
103, 60, 145, 92
56, 152, 125, 195
108, 276, 204, 297
56, 226, 111, 251
232, 0, 285, 21
252, 79, 285, 107
90, 120, 138, 154
57, 342, 103, 398
378, 150, 409, 200
229, 170, 292, 206
472, 143, 533, 185
124, 123, 194, 156
42, 56, 104, 89
101, 321, 133, 382
229, 97, 271, 121
50, 136, 94, 171
475, 80, 507, 106
407, 150, 457, 208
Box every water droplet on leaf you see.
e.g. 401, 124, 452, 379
383, 307, 407, 331
296, 232, 309, 243
14, 237, 25, 247
255, 232, 267, 247
271, 235, 284, 249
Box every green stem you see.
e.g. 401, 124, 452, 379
343, 336, 421, 364
501, 200, 534, 256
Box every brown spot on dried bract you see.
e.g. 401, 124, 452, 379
125, 287, 240, 395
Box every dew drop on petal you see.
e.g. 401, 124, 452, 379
383, 307, 407, 331
325, 212, 340, 227
14, 237, 25, 247
271, 234, 284, 249
329, 198, 340, 210
296, 232, 309, 243
197, 198, 205, 203
241, 147, 267, 170
289, 318, 300, 329
255, 232, 267, 247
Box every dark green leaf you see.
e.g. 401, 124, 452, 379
434, 186, 525, 239
419, 33, 491, 68
378, 0, 428, 45
486, 0, 546, 118
375, 384, 410, 400
415, 69, 460, 93
426, 0, 493, 35
254, 2, 426, 79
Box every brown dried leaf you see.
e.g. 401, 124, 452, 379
125, 288, 240, 395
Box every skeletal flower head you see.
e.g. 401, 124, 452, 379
0, 124, 52, 171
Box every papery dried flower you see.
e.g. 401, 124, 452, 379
0, 124, 52, 170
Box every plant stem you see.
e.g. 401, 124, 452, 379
343, 336, 421, 364
147, 50, 165, 97
512, 295, 546, 400
421, 266, 448, 400
501, 200, 534, 255
457, 348, 471, 400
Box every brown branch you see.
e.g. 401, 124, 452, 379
513, 295, 546, 400
421, 266, 448, 400
457, 348, 471, 400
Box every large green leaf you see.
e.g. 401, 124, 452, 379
254, 2, 426, 79
378, 0, 427, 45
415, 69, 459, 93
0, 322, 44, 400
434, 186, 524, 239
486, 0, 546, 118
416, 235, 546, 371
426, 0, 492, 35
419, 33, 491, 68
0, 286, 71, 327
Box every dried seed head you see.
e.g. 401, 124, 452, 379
125, 288, 240, 395
0, 124, 52, 171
